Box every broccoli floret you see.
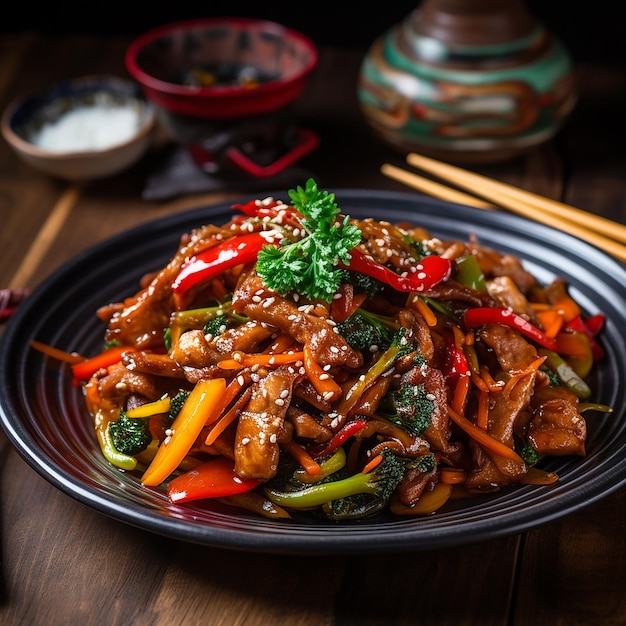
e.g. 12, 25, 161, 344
336, 309, 398, 352
337, 269, 384, 297
408, 452, 437, 473
168, 390, 190, 420
108, 410, 152, 456
203, 313, 232, 337
517, 440, 543, 467
382, 383, 434, 436
264, 448, 407, 518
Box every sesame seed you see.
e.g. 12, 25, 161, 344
323, 391, 335, 401
237, 375, 245, 386
319, 373, 329, 380
330, 346, 339, 353
252, 295, 262, 303
280, 389, 289, 398
241, 437, 250, 445
323, 364, 331, 371
275, 398, 285, 406
269, 434, 277, 443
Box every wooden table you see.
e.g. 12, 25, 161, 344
1, 31, 625, 626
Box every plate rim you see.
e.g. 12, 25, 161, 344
1, 187, 626, 555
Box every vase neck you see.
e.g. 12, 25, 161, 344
413, 0, 537, 45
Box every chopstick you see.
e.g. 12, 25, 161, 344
381, 154, 626, 263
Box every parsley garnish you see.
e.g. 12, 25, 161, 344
255, 179, 362, 301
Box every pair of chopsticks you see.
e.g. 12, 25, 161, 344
381, 153, 626, 263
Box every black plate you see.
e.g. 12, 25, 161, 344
1, 189, 625, 555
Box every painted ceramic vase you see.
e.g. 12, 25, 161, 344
358, 0, 577, 163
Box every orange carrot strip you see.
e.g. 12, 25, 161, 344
479, 365, 501, 392
451, 374, 471, 414
204, 386, 252, 446
440, 467, 466, 485
414, 297, 437, 327
263, 333, 298, 354
282, 440, 321, 476
470, 371, 490, 393
142, 378, 226, 486
217, 350, 305, 370
362, 453, 384, 474
303, 343, 342, 402
447, 405, 524, 462
476, 388, 490, 430
30, 340, 86, 364
503, 356, 546, 396
451, 325, 466, 349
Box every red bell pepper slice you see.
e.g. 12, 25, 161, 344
171, 232, 276, 296
167, 456, 262, 503
464, 307, 559, 351
344, 249, 452, 293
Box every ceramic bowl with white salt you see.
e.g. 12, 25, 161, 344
1, 75, 156, 181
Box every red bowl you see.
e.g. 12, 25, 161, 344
125, 17, 318, 120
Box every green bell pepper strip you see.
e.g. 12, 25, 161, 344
538, 348, 592, 399
464, 307, 558, 351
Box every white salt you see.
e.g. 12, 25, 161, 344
33, 105, 141, 153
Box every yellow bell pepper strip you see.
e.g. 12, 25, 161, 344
71, 345, 133, 383
167, 456, 262, 503
126, 395, 171, 418
344, 248, 452, 293
464, 307, 558, 351
390, 482, 453, 516
171, 232, 277, 297
141, 377, 226, 487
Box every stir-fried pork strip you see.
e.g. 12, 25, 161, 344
486, 276, 538, 322
234, 365, 303, 480
528, 386, 586, 456
98, 223, 231, 350
232, 271, 363, 369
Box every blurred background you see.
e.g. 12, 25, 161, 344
3, 1, 624, 65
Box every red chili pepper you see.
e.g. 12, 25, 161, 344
167, 456, 261, 503
444, 341, 471, 379
307, 419, 367, 458
583, 313, 605, 337
563, 315, 605, 360
464, 307, 559, 351
171, 232, 275, 296
344, 249, 452, 293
